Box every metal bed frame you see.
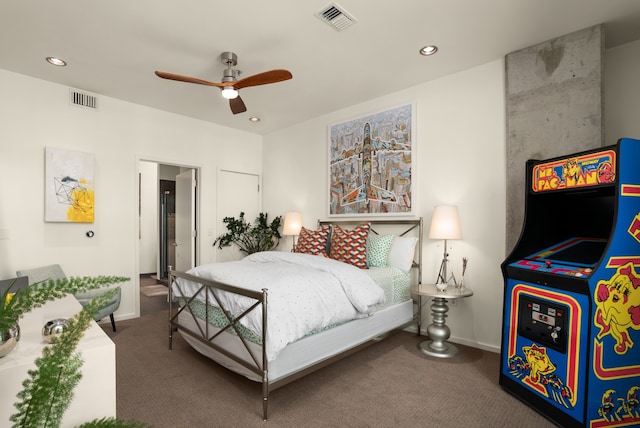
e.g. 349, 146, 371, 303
168, 218, 423, 420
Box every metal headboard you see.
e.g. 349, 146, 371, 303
317, 218, 423, 284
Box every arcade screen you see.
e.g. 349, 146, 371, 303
525, 237, 607, 268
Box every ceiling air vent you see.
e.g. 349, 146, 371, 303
315, 3, 357, 31
69, 88, 98, 110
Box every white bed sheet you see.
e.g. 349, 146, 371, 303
173, 251, 386, 361
177, 299, 414, 383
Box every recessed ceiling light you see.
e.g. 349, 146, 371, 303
419, 46, 438, 56
46, 56, 67, 66
249, 117, 261, 123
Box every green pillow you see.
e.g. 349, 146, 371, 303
367, 235, 394, 267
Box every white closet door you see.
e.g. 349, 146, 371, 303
216, 169, 260, 262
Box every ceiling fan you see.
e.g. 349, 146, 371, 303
155, 51, 292, 115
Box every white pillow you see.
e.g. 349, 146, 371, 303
387, 236, 418, 273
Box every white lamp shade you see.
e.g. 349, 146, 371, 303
428, 205, 462, 240
282, 212, 303, 236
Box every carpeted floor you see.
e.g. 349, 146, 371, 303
101, 311, 557, 428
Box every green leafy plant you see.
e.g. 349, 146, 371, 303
78, 419, 150, 428
213, 212, 282, 255
1, 276, 128, 332
7, 276, 148, 428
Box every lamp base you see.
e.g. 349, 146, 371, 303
435, 282, 448, 292
435, 242, 458, 287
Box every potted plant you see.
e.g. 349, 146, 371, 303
213, 212, 282, 255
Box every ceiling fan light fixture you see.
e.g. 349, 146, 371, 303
221, 87, 238, 99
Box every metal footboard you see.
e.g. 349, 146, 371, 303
168, 270, 271, 420
167, 218, 423, 420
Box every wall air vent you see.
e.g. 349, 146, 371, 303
315, 3, 357, 31
69, 88, 98, 110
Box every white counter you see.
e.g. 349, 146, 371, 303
0, 294, 116, 427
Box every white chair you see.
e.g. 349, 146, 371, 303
16, 264, 121, 332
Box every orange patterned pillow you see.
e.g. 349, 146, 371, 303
295, 226, 330, 256
329, 223, 370, 269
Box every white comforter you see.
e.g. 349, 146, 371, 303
172, 251, 385, 361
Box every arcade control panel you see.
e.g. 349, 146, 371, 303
509, 258, 594, 278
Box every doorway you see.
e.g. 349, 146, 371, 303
138, 160, 198, 315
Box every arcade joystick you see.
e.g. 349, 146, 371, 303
545, 260, 552, 268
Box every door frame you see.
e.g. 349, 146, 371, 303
135, 155, 200, 317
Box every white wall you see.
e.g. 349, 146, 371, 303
0, 69, 263, 322
263, 60, 507, 352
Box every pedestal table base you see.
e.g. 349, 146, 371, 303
417, 296, 458, 358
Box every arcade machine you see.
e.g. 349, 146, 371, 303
500, 138, 640, 427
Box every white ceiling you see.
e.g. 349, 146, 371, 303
2, 1, 640, 135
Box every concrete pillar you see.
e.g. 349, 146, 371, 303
505, 25, 604, 253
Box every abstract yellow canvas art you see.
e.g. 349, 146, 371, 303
45, 147, 95, 223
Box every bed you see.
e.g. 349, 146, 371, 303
168, 218, 423, 420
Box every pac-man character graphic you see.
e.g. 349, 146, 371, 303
595, 262, 640, 354
562, 158, 581, 182
508, 345, 574, 409
523, 343, 556, 383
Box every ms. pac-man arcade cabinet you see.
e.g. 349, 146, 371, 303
500, 138, 640, 427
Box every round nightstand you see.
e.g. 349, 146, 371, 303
410, 283, 473, 358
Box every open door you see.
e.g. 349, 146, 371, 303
175, 169, 196, 271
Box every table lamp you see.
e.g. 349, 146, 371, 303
282, 212, 303, 251
429, 205, 462, 288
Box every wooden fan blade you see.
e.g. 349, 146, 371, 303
234, 69, 292, 90
155, 71, 225, 88
229, 95, 247, 114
